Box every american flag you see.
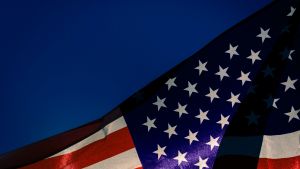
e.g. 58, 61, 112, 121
0, 0, 299, 168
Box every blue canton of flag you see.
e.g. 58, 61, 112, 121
122, 0, 300, 168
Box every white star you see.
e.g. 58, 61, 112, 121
205, 87, 220, 103
285, 106, 300, 122
194, 157, 209, 169
173, 151, 188, 165
217, 114, 230, 129
206, 135, 220, 150
215, 65, 229, 81
195, 60, 208, 76
195, 109, 209, 124
272, 98, 280, 109
256, 27, 271, 43
227, 92, 241, 107
165, 77, 177, 90
184, 81, 198, 97
247, 50, 261, 64
185, 130, 199, 145
288, 50, 295, 60
153, 144, 167, 160
237, 71, 251, 86
143, 116, 157, 132
287, 6, 296, 16
281, 76, 298, 92
153, 96, 167, 111
174, 102, 189, 118
164, 123, 178, 138
225, 43, 239, 59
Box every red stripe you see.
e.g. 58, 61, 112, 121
257, 156, 300, 169
0, 108, 122, 169
20, 127, 135, 169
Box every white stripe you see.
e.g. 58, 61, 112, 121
260, 130, 300, 159
52, 116, 127, 157
83, 148, 142, 169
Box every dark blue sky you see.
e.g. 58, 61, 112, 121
0, 0, 271, 154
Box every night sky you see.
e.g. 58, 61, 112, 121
0, 0, 271, 154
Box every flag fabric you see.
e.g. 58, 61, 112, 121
20, 111, 142, 169
0, 0, 299, 168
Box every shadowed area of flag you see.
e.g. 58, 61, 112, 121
0, 0, 299, 168
214, 4, 300, 167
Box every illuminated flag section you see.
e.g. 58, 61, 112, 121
19, 113, 142, 169
0, 0, 299, 168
